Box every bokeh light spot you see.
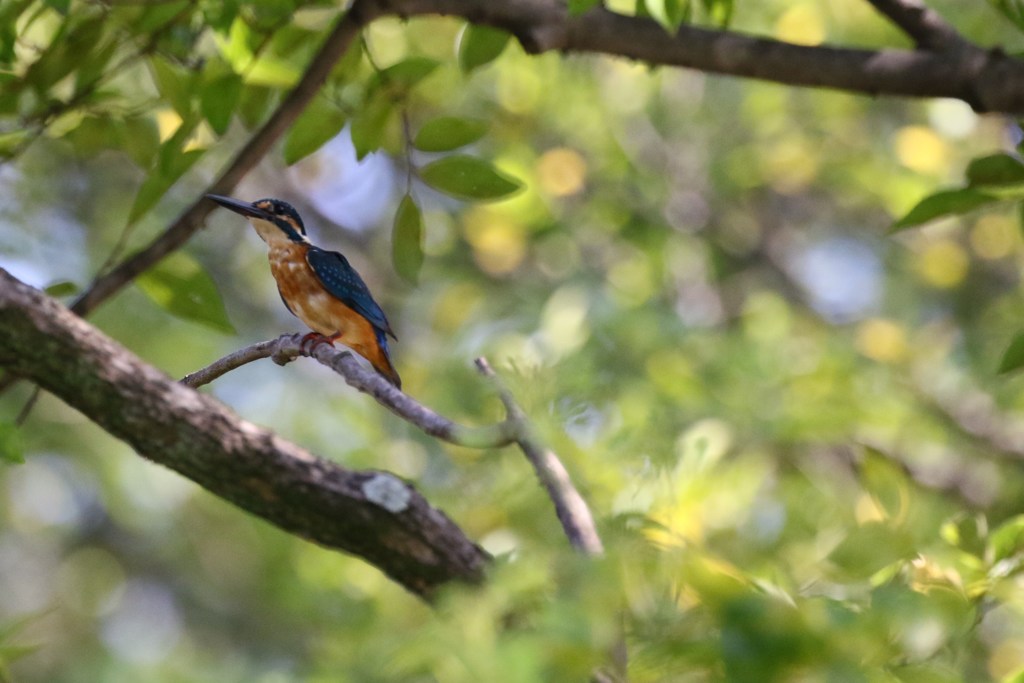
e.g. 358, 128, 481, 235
462, 207, 527, 275
536, 147, 587, 197
540, 285, 590, 358
774, 5, 826, 46
856, 318, 908, 363
895, 125, 949, 174
915, 239, 968, 288
101, 580, 182, 665
970, 214, 1017, 260
762, 136, 820, 193
496, 62, 541, 114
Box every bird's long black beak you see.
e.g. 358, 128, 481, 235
206, 194, 273, 221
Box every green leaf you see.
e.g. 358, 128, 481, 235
859, 448, 909, 521
237, 85, 275, 129
568, 0, 603, 14
44, 280, 78, 297
135, 0, 190, 33
45, 0, 70, 14
25, 16, 105, 93
998, 331, 1024, 374
72, 32, 117, 97
419, 155, 523, 201
966, 153, 1024, 187
149, 55, 195, 118
129, 147, 204, 224
827, 522, 914, 579
891, 188, 998, 231
245, 55, 301, 89
644, 0, 689, 31
412, 116, 487, 152
65, 116, 112, 156
214, 16, 256, 73
0, 129, 31, 159
392, 194, 425, 283
201, 73, 243, 136
282, 96, 346, 165
0, 21, 16, 65
115, 116, 161, 168
457, 25, 511, 73
989, 514, 1024, 563
374, 57, 440, 95
0, 423, 24, 464
350, 94, 394, 160
989, 0, 1024, 32
701, 0, 733, 26
136, 252, 235, 333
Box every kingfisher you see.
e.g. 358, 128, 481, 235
207, 194, 401, 389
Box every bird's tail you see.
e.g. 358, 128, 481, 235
366, 330, 401, 389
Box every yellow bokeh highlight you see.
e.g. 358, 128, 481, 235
989, 638, 1024, 681
366, 19, 409, 66
496, 62, 542, 114
540, 285, 590, 357
855, 318, 908, 363
156, 108, 182, 142
462, 206, 527, 275
645, 349, 700, 402
645, 500, 703, 547
433, 282, 482, 332
761, 136, 820, 193
607, 254, 655, 307
775, 5, 826, 46
894, 126, 950, 174
970, 214, 1018, 260
854, 492, 886, 524
915, 239, 969, 289
536, 147, 587, 197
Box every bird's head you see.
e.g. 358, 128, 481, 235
207, 194, 307, 244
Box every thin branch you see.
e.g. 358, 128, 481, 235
179, 338, 286, 388
475, 357, 604, 556
0, 268, 486, 598
183, 334, 516, 449
864, 0, 972, 52
183, 339, 602, 554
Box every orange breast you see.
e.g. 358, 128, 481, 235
268, 243, 352, 335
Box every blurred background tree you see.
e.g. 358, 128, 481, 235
5, 0, 1024, 680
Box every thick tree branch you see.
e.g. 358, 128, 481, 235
0, 269, 486, 598
381, 0, 1021, 113
475, 358, 604, 556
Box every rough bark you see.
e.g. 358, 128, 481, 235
0, 269, 486, 598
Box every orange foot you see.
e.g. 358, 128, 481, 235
300, 332, 337, 354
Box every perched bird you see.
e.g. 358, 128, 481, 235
207, 194, 401, 389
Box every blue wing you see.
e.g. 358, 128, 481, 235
305, 246, 396, 340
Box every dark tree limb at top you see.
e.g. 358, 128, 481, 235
374, 0, 1020, 113
0, 269, 486, 598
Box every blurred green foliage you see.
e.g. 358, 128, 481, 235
4, 1, 1024, 681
